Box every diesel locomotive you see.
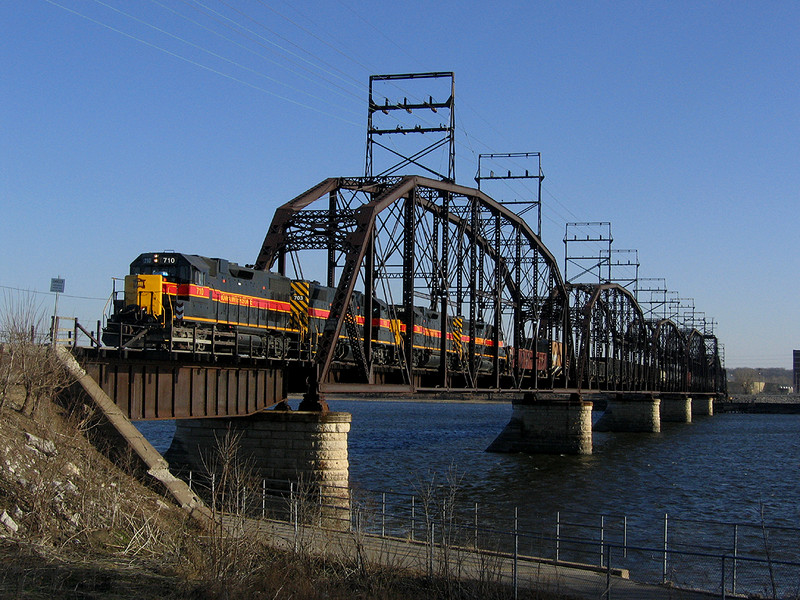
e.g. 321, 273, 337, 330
102, 252, 507, 380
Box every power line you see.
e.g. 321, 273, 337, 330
187, 0, 367, 102
44, 3, 682, 306
43, 0, 363, 127
67, 1, 497, 180
332, 0, 420, 67
94, 0, 362, 115
149, 0, 363, 106
254, 0, 375, 87
0, 284, 107, 301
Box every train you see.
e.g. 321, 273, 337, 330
102, 252, 517, 384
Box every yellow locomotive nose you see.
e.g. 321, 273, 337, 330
124, 274, 164, 318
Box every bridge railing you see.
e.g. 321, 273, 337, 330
180, 472, 800, 598
50, 316, 102, 349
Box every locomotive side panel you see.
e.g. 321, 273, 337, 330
104, 253, 296, 357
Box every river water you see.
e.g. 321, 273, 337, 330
136, 402, 800, 592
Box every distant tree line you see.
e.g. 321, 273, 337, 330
728, 367, 793, 395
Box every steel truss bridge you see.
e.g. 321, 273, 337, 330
73, 172, 724, 420
251, 174, 724, 410
73, 72, 725, 419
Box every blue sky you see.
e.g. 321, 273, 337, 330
2, 0, 798, 368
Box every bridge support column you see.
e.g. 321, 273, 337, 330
165, 410, 351, 527
692, 395, 714, 417
594, 394, 661, 433
660, 394, 692, 423
487, 393, 593, 455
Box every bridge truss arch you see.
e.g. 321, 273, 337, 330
687, 328, 710, 394
651, 319, 687, 392
568, 283, 651, 391
569, 288, 725, 396
255, 176, 569, 393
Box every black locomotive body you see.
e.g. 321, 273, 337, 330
102, 252, 509, 384
103, 252, 293, 358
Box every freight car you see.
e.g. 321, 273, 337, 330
102, 252, 506, 378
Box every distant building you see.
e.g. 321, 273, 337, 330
795, 350, 800, 393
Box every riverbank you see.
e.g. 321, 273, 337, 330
715, 394, 800, 413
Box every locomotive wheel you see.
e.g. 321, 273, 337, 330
414, 349, 430, 367
373, 346, 385, 365
268, 335, 286, 359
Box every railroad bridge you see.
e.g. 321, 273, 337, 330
71, 171, 724, 456
65, 73, 724, 493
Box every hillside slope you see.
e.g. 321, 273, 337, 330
0, 385, 199, 599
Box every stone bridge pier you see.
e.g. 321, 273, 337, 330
593, 393, 661, 433
165, 409, 351, 527
660, 394, 692, 423
692, 395, 714, 417
487, 392, 594, 455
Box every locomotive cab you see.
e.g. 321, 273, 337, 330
103, 253, 203, 347
123, 273, 164, 321
123, 253, 200, 321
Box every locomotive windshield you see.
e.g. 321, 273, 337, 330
131, 264, 191, 282
130, 254, 194, 283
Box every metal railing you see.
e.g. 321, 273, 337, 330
180, 472, 800, 599
50, 316, 102, 348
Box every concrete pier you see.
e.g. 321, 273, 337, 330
660, 394, 692, 423
692, 395, 714, 417
487, 393, 593, 455
165, 409, 351, 525
593, 394, 661, 433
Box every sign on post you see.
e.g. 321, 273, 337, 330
50, 277, 65, 342
50, 278, 65, 294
